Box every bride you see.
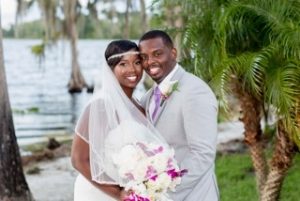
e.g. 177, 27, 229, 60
71, 40, 168, 201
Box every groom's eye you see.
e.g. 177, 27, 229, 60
153, 51, 162, 57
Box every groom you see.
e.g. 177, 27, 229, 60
139, 30, 219, 201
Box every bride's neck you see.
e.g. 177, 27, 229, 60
121, 86, 134, 99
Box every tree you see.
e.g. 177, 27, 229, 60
209, 2, 300, 199
63, 0, 87, 92
16, 0, 87, 93
124, 0, 132, 39
155, 0, 300, 200
139, 0, 148, 33
0, 5, 34, 201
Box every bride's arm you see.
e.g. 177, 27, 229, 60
71, 134, 125, 200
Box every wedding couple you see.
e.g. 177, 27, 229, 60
71, 30, 219, 201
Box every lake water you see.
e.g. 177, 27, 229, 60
3, 39, 146, 145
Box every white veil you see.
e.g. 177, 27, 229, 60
75, 61, 168, 186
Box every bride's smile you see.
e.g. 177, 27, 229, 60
113, 53, 143, 89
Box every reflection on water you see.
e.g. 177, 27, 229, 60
3, 39, 145, 145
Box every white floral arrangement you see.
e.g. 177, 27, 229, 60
112, 142, 187, 201
159, 80, 179, 106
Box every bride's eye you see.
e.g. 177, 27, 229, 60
135, 60, 141, 65
119, 62, 127, 67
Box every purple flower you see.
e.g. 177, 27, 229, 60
153, 146, 163, 154
167, 158, 173, 169
145, 166, 157, 180
136, 142, 155, 157
167, 169, 188, 179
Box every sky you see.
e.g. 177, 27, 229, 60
0, 0, 153, 29
1, 0, 41, 29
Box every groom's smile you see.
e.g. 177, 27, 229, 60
139, 37, 177, 84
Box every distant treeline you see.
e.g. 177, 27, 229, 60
3, 11, 155, 39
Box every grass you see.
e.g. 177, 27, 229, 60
216, 152, 300, 201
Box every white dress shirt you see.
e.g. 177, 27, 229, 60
149, 64, 179, 121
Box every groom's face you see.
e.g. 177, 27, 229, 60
139, 37, 177, 84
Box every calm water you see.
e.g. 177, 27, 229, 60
3, 39, 145, 145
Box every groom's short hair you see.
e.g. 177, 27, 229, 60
139, 30, 174, 48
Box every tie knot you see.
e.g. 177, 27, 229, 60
154, 86, 161, 96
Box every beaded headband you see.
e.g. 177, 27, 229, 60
107, 51, 140, 61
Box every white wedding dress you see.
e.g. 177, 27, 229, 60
73, 120, 157, 201
74, 174, 116, 201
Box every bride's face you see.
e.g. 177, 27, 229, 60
113, 53, 143, 89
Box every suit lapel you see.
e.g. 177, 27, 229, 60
145, 87, 155, 123
153, 66, 186, 125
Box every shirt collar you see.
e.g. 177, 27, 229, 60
155, 64, 179, 91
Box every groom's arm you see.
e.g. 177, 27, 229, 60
174, 85, 218, 198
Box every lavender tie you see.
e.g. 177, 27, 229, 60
152, 86, 161, 120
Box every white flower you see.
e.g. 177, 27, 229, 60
155, 172, 172, 190
151, 153, 169, 173
133, 158, 151, 182
112, 144, 141, 176
169, 177, 182, 192
160, 80, 179, 97
113, 141, 186, 201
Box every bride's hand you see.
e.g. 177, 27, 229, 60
119, 189, 130, 201
120, 189, 135, 201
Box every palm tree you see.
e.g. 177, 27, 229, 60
156, 0, 300, 200
0, 6, 34, 201
188, 0, 300, 200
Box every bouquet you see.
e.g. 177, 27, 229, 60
112, 142, 187, 201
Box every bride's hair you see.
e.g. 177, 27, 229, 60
104, 40, 139, 69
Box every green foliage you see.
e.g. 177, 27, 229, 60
170, 0, 300, 146
216, 152, 300, 201
13, 107, 40, 114
15, 20, 45, 38
2, 26, 15, 38
11, 11, 149, 40
31, 43, 45, 58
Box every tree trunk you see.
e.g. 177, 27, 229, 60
38, 0, 57, 42
173, 6, 183, 60
65, 0, 87, 93
124, 0, 131, 39
139, 0, 147, 33
234, 82, 268, 197
14, 15, 20, 39
163, 4, 184, 59
261, 120, 297, 201
0, 8, 34, 201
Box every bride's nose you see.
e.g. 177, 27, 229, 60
126, 64, 136, 73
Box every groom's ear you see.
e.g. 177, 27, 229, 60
171, 47, 177, 60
